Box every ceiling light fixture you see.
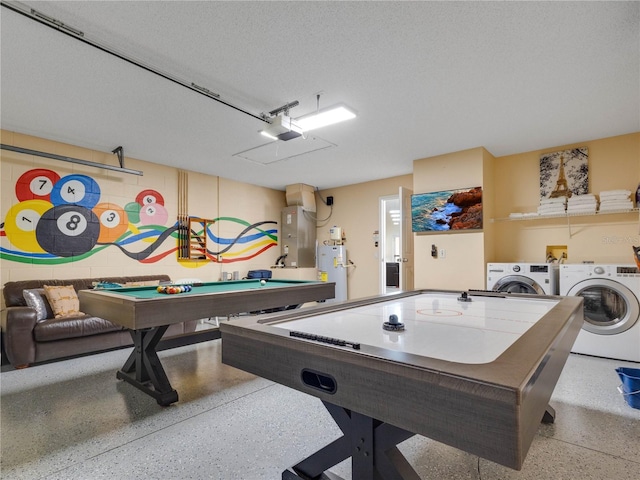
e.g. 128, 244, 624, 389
261, 97, 356, 141
296, 104, 357, 131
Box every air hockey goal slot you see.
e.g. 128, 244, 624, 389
301, 368, 337, 394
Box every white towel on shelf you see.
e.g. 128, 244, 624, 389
567, 194, 597, 205
599, 189, 631, 199
600, 198, 633, 205
509, 212, 524, 219
567, 205, 597, 214
599, 193, 631, 202
537, 205, 566, 214
567, 203, 597, 210
538, 205, 566, 212
540, 197, 567, 205
599, 200, 633, 211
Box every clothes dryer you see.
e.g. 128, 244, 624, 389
486, 263, 559, 295
559, 264, 640, 362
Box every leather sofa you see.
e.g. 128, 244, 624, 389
2, 275, 198, 368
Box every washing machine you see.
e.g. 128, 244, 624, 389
486, 263, 559, 295
560, 264, 640, 362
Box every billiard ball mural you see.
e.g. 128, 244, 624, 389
1, 168, 278, 265
35, 204, 101, 257
14, 168, 60, 202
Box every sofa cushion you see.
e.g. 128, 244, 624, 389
23, 288, 55, 322
34, 315, 124, 342
43, 285, 84, 318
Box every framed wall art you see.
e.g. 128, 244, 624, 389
540, 147, 588, 199
411, 186, 482, 233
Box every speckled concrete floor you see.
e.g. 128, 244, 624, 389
1, 339, 639, 480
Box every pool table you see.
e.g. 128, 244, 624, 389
79, 279, 335, 405
220, 289, 583, 479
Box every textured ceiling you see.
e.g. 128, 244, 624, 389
1, 1, 638, 190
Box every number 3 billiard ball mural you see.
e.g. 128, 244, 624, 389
1, 168, 278, 265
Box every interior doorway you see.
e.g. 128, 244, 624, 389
379, 195, 401, 294
379, 187, 414, 294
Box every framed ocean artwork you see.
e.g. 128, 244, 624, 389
411, 186, 482, 233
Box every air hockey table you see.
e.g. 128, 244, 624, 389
79, 279, 335, 405
220, 289, 584, 479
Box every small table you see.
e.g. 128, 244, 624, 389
220, 289, 583, 478
79, 279, 335, 405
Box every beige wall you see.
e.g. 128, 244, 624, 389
217, 177, 286, 279
315, 175, 413, 300
0, 130, 287, 290
2, 129, 638, 304
412, 147, 493, 290
492, 133, 639, 265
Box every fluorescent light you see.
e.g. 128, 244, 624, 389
296, 104, 356, 131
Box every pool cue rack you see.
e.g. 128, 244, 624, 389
177, 216, 215, 261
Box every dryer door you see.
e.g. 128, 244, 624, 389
491, 275, 545, 295
566, 279, 640, 335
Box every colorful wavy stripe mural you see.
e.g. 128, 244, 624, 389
0, 168, 278, 266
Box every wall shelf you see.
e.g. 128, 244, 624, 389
493, 208, 638, 223
492, 208, 638, 238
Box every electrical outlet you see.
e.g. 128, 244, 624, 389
439, 249, 446, 259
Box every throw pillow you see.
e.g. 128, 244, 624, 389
23, 288, 55, 322
43, 285, 84, 318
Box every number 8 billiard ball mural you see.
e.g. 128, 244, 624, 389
36, 205, 100, 257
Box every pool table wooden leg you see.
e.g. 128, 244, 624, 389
117, 326, 179, 406
286, 400, 419, 480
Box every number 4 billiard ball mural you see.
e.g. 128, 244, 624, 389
2, 169, 168, 258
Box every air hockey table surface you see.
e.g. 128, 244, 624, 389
220, 289, 584, 478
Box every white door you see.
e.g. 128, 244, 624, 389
399, 187, 414, 291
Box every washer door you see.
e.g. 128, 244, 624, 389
567, 279, 640, 335
491, 275, 545, 295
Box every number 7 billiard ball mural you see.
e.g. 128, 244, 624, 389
1, 168, 277, 265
